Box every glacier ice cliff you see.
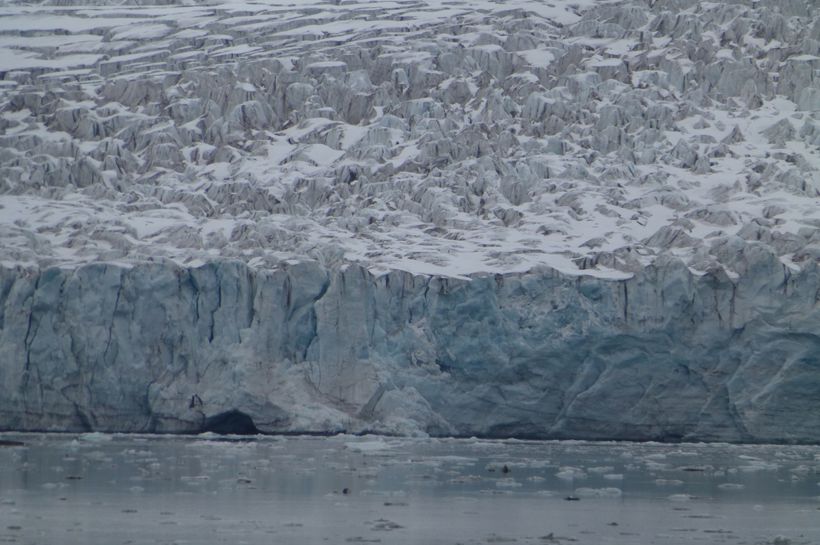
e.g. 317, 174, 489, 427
2, 246, 819, 442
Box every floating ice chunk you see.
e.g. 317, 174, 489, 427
739, 461, 780, 472
644, 453, 667, 460
447, 475, 484, 484
655, 479, 683, 486
718, 483, 745, 490
603, 474, 624, 481
181, 475, 210, 486
514, 459, 552, 469
83, 451, 112, 462
555, 467, 587, 480
430, 456, 478, 465
587, 466, 614, 474
345, 439, 392, 453
80, 432, 113, 443
574, 487, 622, 498
668, 494, 692, 502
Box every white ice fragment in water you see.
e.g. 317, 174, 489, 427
510, 459, 552, 469
430, 455, 479, 465
655, 479, 683, 486
180, 475, 210, 486
718, 483, 745, 490
495, 478, 522, 488
83, 450, 112, 462
672, 451, 699, 457
345, 439, 391, 453
740, 461, 780, 472
574, 487, 622, 498
555, 467, 587, 480
447, 475, 483, 484
603, 474, 624, 481
80, 432, 114, 442
668, 494, 692, 502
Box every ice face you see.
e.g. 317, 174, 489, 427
1, 255, 819, 441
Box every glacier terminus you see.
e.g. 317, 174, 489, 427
0, 0, 819, 442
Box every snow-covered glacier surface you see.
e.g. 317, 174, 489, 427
0, 0, 819, 440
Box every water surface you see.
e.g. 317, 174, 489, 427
0, 433, 818, 544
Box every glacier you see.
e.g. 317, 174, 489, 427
1, 248, 819, 442
0, 0, 819, 441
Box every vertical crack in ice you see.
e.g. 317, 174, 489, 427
21, 274, 41, 409
246, 269, 256, 329
0, 276, 12, 331
209, 268, 222, 344
302, 273, 331, 363
622, 281, 628, 323
103, 272, 123, 367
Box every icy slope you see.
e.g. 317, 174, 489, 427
0, 0, 819, 440
0, 0, 818, 276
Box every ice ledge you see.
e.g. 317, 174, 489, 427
0, 251, 818, 443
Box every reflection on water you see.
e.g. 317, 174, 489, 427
0, 433, 818, 544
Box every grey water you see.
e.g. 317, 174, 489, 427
0, 433, 818, 545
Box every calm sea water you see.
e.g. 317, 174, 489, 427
0, 433, 817, 544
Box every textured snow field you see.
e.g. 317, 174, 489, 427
0, 434, 818, 545
0, 0, 818, 278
